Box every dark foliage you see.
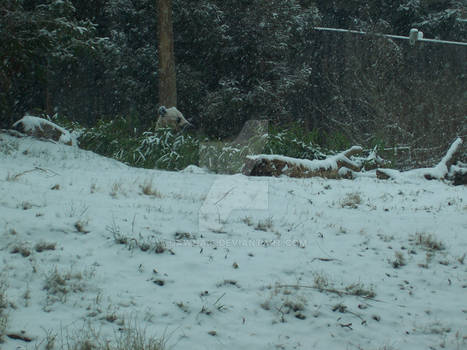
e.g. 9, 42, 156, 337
1, 0, 465, 167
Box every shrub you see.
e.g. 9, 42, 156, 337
78, 117, 140, 163
265, 122, 327, 161
134, 128, 199, 170
50, 115, 351, 174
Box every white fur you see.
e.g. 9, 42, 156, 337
156, 106, 191, 130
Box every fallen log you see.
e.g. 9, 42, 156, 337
377, 137, 464, 182
242, 146, 362, 179
12, 115, 74, 146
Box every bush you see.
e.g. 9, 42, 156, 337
49, 115, 352, 174
78, 117, 140, 162
135, 128, 199, 170
265, 122, 327, 161
76, 118, 199, 171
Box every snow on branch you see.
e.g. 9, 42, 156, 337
243, 146, 363, 179
376, 138, 464, 182
12, 115, 74, 145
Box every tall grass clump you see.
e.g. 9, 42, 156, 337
0, 279, 8, 343
62, 321, 167, 350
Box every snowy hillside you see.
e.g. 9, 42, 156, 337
0, 134, 466, 350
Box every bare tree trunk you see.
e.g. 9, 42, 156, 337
157, 0, 177, 108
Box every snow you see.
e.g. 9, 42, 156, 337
0, 134, 466, 350
431, 137, 463, 178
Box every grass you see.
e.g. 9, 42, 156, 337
344, 282, 376, 298
254, 217, 274, 232
390, 251, 407, 268
340, 192, 362, 209
110, 182, 124, 198
458, 253, 466, 265
34, 241, 57, 253
75, 220, 90, 234
0, 279, 8, 343
59, 321, 167, 350
276, 273, 377, 299
140, 179, 162, 198
10, 242, 32, 257
106, 221, 169, 254
0, 137, 19, 156
43, 268, 91, 304
261, 283, 308, 322
411, 232, 445, 251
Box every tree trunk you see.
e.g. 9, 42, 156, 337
157, 0, 177, 108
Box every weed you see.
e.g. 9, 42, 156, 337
110, 182, 124, 198
174, 232, 194, 240
390, 251, 406, 268
457, 253, 465, 265
175, 301, 190, 313
0, 279, 8, 343
21, 201, 33, 210
107, 221, 128, 245
42, 328, 57, 350
22, 286, 31, 307
75, 220, 90, 234
34, 241, 57, 253
140, 179, 162, 198
10, 242, 32, 257
66, 201, 89, 218
313, 272, 329, 291
341, 192, 362, 209
332, 303, 348, 313
262, 284, 308, 322
7, 228, 17, 235
345, 282, 376, 298
60, 320, 167, 350
0, 138, 19, 156
217, 279, 239, 288
242, 216, 253, 226
154, 241, 166, 254
411, 232, 445, 251
43, 268, 90, 303
255, 217, 274, 232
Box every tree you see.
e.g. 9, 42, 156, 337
157, 0, 177, 108
0, 0, 106, 128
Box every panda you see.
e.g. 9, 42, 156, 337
156, 106, 192, 130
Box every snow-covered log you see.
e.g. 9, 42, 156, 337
12, 115, 74, 146
377, 138, 464, 182
243, 146, 362, 179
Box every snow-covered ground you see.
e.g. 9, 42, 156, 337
0, 133, 466, 350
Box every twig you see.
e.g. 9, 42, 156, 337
12, 166, 60, 180
214, 187, 235, 205
310, 257, 338, 263
339, 323, 353, 329
7, 333, 33, 342
276, 284, 382, 302
213, 292, 226, 306
35, 166, 60, 177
